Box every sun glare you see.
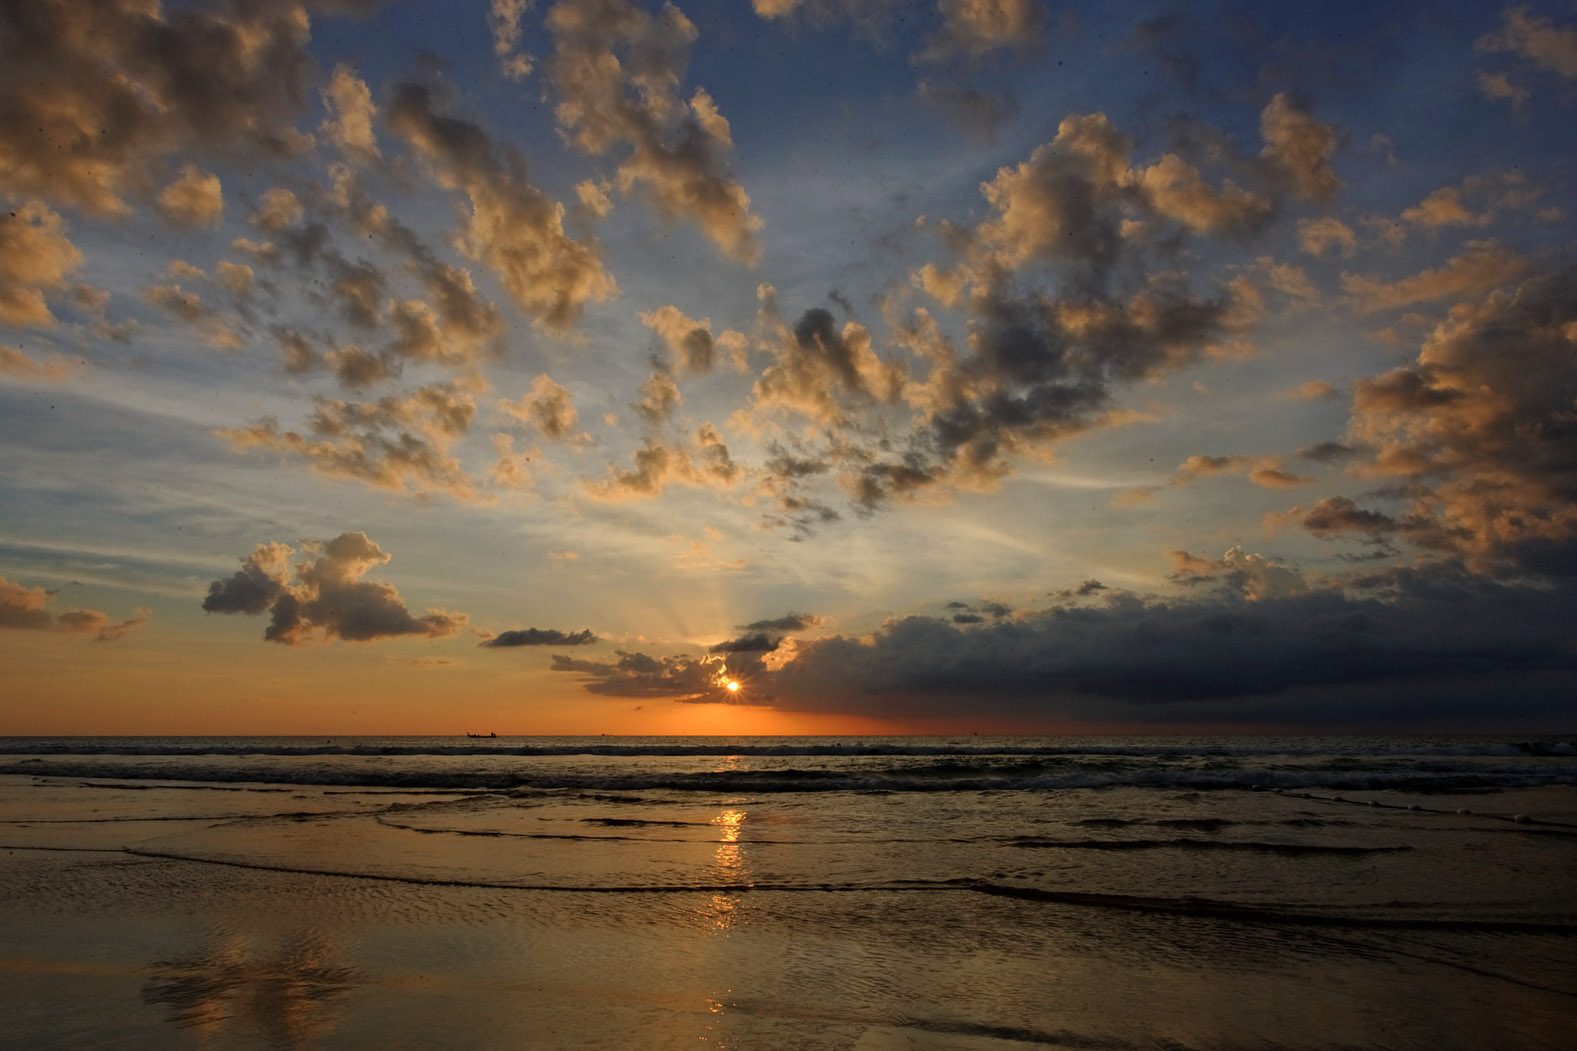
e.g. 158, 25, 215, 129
726, 681, 741, 692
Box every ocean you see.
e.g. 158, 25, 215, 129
2, 735, 1574, 1049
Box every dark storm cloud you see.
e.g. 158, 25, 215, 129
481, 627, 598, 648
203, 532, 467, 644
755, 569, 1577, 726
709, 633, 780, 654
741, 612, 825, 632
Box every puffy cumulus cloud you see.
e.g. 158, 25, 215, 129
1341, 241, 1528, 315
498, 374, 582, 440
203, 533, 468, 645
640, 304, 745, 374
0, 0, 318, 215
1315, 264, 1577, 572
1477, 5, 1577, 79
216, 381, 482, 499
742, 569, 1577, 726
921, 0, 1046, 62
0, 201, 83, 327
320, 64, 380, 162
0, 575, 148, 641
1257, 93, 1339, 203
754, 307, 904, 424
489, 0, 536, 80
155, 164, 224, 227
386, 79, 616, 330
545, 0, 763, 264
480, 627, 597, 648
970, 113, 1132, 271
551, 648, 755, 701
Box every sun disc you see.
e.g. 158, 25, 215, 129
726, 681, 740, 692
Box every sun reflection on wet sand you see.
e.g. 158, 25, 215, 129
141, 932, 357, 1049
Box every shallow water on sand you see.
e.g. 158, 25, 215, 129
1, 736, 1574, 1049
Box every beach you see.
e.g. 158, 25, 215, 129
2, 736, 1574, 1049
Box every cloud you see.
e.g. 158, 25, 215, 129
638, 370, 682, 424
1, 345, 79, 381
1258, 93, 1339, 203
203, 532, 468, 644
546, 0, 763, 264
551, 647, 747, 700
640, 304, 743, 374
1401, 186, 1490, 228
588, 424, 743, 500
709, 632, 780, 654
217, 382, 481, 499
489, 0, 536, 80
498, 374, 582, 440
1476, 69, 1530, 109
1130, 153, 1272, 236
155, 164, 224, 227
754, 307, 904, 424
0, 201, 83, 327
1279, 496, 1401, 540
387, 78, 616, 329
745, 567, 1577, 725
1321, 262, 1577, 572
1297, 218, 1357, 258
321, 64, 381, 161
1173, 454, 1311, 490
921, 0, 1047, 62
1477, 6, 1577, 79
0, 576, 148, 641
0, 0, 317, 215
481, 627, 598, 647
1341, 242, 1527, 314
1278, 379, 1338, 401
741, 611, 825, 632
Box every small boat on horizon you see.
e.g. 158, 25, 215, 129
466, 731, 497, 738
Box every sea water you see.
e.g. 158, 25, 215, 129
1, 736, 1574, 1049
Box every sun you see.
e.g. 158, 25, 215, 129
725, 681, 741, 693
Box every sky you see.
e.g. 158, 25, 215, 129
2, 0, 1575, 736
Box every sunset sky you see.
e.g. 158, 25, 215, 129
2, 0, 1575, 735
